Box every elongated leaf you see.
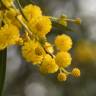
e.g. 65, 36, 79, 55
0, 49, 7, 96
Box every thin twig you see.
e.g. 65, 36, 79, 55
15, 0, 28, 21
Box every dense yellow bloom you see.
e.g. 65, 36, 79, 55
0, 0, 81, 81
0, 24, 20, 50
23, 4, 42, 20
55, 51, 72, 68
29, 16, 52, 37
55, 34, 72, 51
40, 54, 58, 74
72, 68, 80, 77
57, 72, 67, 81
22, 40, 45, 64
2, 0, 13, 7
4, 8, 21, 27
44, 42, 54, 54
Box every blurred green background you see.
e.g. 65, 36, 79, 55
3, 0, 96, 96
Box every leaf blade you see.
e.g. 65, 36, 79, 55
0, 49, 7, 96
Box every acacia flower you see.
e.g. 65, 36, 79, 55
57, 72, 67, 81
55, 51, 72, 68
72, 68, 80, 77
40, 54, 59, 74
0, 24, 20, 50
55, 34, 72, 51
21, 40, 45, 64
4, 8, 21, 27
23, 4, 42, 21
29, 16, 52, 37
0, 1, 81, 82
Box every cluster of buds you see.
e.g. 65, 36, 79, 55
0, 0, 81, 81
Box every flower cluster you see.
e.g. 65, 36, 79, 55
0, 0, 81, 81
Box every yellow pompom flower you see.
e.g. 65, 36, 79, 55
4, 8, 21, 28
40, 54, 58, 74
55, 34, 72, 51
72, 68, 80, 77
1, 0, 13, 7
57, 72, 67, 81
22, 40, 45, 64
23, 4, 42, 20
0, 24, 20, 50
29, 16, 52, 37
55, 51, 72, 68
44, 42, 54, 54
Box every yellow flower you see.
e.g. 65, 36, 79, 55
57, 72, 67, 81
23, 4, 42, 20
55, 51, 72, 68
21, 40, 45, 64
72, 68, 80, 77
1, 0, 13, 7
0, 24, 20, 50
4, 8, 21, 28
44, 42, 54, 54
40, 54, 58, 74
55, 34, 72, 51
29, 16, 52, 37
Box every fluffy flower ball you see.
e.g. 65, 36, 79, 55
57, 72, 67, 81
23, 4, 42, 20
29, 16, 52, 37
55, 34, 72, 51
55, 51, 72, 68
0, 24, 20, 50
21, 40, 45, 64
72, 68, 80, 77
40, 54, 58, 74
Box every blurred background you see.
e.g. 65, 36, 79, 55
3, 0, 96, 96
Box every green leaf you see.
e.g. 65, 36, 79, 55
0, 49, 7, 96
